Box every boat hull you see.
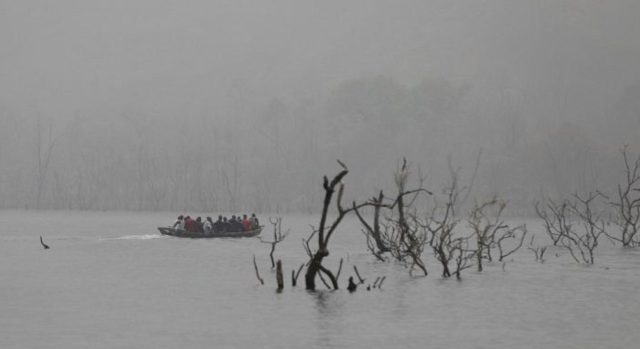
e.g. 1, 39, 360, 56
157, 226, 262, 238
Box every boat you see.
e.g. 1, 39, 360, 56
157, 226, 262, 238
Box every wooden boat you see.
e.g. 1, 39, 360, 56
157, 226, 262, 238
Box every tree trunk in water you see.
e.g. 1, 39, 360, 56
276, 260, 284, 290
305, 259, 320, 290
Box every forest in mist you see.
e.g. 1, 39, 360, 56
1, 1, 639, 213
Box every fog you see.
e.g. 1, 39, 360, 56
1, 0, 639, 213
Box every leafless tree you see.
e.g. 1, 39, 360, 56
449, 235, 475, 279
385, 160, 431, 275
354, 190, 388, 258
304, 161, 367, 291
604, 145, 640, 247
354, 159, 431, 276
468, 196, 528, 271
468, 196, 504, 271
534, 198, 571, 246
528, 246, 548, 263
423, 154, 488, 279
561, 192, 606, 264
425, 167, 462, 278
260, 217, 289, 268
495, 224, 528, 262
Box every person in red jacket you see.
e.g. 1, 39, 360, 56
242, 214, 251, 231
184, 216, 198, 232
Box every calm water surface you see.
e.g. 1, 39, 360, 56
0, 210, 638, 348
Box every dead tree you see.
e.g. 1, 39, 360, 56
426, 166, 463, 278
387, 160, 431, 276
561, 192, 606, 264
354, 190, 388, 258
304, 161, 366, 291
468, 196, 504, 271
534, 199, 571, 246
605, 145, 640, 247
528, 246, 547, 262
449, 236, 476, 279
259, 217, 289, 268
468, 197, 528, 270
354, 159, 431, 276
424, 155, 487, 279
495, 224, 527, 262
527, 236, 547, 262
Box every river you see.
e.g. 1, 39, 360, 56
0, 210, 638, 348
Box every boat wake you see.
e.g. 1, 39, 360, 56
109, 234, 166, 240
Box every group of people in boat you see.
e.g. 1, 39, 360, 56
172, 214, 260, 234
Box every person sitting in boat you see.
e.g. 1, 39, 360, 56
227, 216, 237, 232
242, 214, 251, 231
203, 217, 214, 235
235, 216, 245, 232
221, 216, 231, 233
250, 213, 260, 229
184, 216, 198, 232
195, 217, 205, 233
230, 215, 243, 232
229, 215, 237, 232
212, 215, 224, 233
172, 215, 185, 230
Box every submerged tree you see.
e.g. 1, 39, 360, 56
425, 168, 463, 278
259, 217, 289, 268
421, 183, 475, 280
468, 196, 527, 271
355, 190, 388, 261
354, 159, 431, 276
534, 198, 571, 246
605, 145, 640, 247
535, 193, 605, 264
562, 192, 606, 264
388, 160, 431, 275
304, 161, 366, 291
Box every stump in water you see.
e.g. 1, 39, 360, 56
40, 236, 50, 250
276, 260, 284, 290
291, 264, 304, 287
253, 255, 264, 285
347, 276, 357, 292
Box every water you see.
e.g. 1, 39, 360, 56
0, 210, 638, 348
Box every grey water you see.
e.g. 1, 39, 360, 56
1, 210, 638, 349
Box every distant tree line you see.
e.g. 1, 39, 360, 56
1, 76, 639, 213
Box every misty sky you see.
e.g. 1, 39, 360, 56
3, 1, 638, 121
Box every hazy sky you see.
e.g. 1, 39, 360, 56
3, 0, 638, 122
